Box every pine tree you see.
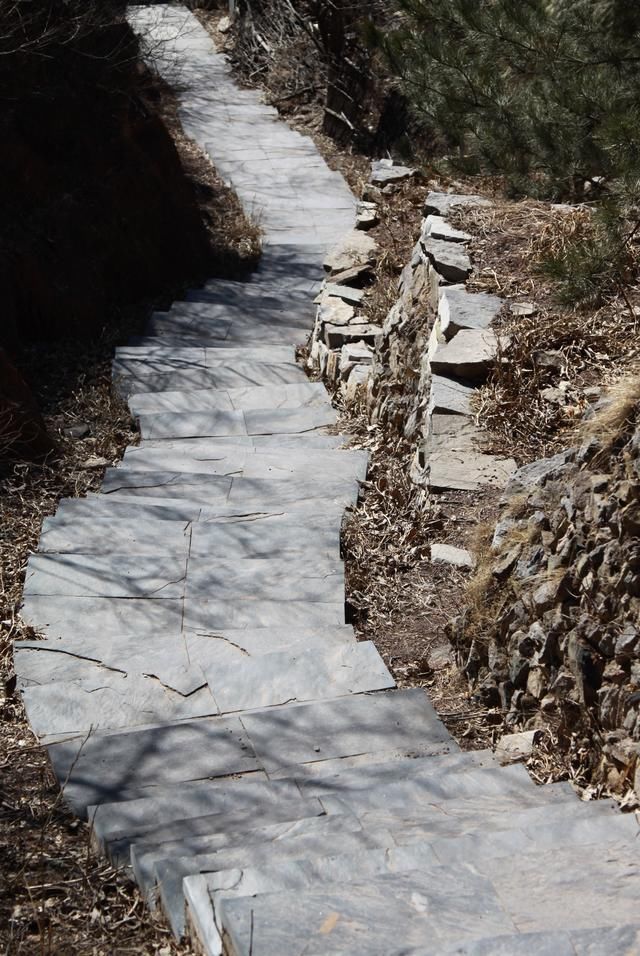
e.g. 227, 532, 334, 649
380, 0, 640, 201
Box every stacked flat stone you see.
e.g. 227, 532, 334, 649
15, 6, 640, 954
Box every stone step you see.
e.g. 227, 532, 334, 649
112, 793, 327, 870
89, 746, 489, 855
158, 291, 314, 318
114, 363, 308, 399
218, 836, 640, 955
429, 328, 498, 382
20, 593, 346, 651
53, 495, 346, 525
204, 640, 394, 714
184, 798, 629, 953
144, 325, 310, 347
53, 492, 351, 523
23, 551, 344, 602
398, 925, 640, 956
38, 513, 341, 556
21, 669, 218, 739
114, 344, 297, 367
134, 432, 349, 450
156, 813, 392, 937
42, 689, 453, 814
120, 444, 368, 481
100, 468, 358, 504
127, 381, 329, 415
135, 405, 337, 441
314, 762, 558, 817
427, 374, 475, 417
15, 626, 357, 696
438, 285, 502, 340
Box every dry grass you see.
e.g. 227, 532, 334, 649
581, 368, 640, 450
449, 199, 640, 462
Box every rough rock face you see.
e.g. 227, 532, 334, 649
454, 408, 640, 799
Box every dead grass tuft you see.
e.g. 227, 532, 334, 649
581, 369, 640, 450
450, 199, 640, 462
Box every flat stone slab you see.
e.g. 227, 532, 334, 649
189, 520, 340, 559
89, 776, 299, 849
185, 625, 355, 672
23, 553, 187, 599
427, 446, 518, 492
423, 215, 472, 243
38, 516, 192, 555
427, 375, 475, 416
182, 598, 346, 631
240, 688, 455, 773
426, 414, 485, 451
46, 713, 261, 816
55, 494, 346, 527
15, 634, 203, 696
22, 673, 217, 737
422, 237, 472, 283
430, 543, 475, 568
114, 364, 307, 398
136, 405, 337, 440
324, 230, 377, 275
101, 468, 233, 500
121, 445, 368, 482
439, 286, 503, 339
184, 555, 344, 605
424, 191, 492, 216
21, 594, 185, 643
219, 866, 512, 956
430, 329, 498, 381
321, 283, 365, 305
371, 159, 415, 185
205, 642, 394, 713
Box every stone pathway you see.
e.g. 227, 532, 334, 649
16, 6, 639, 954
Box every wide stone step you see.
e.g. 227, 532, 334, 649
144, 325, 311, 347
152, 295, 314, 324
119, 444, 368, 481
20, 593, 346, 648
38, 513, 341, 556
100, 469, 358, 506
114, 344, 297, 368
205, 641, 394, 714
42, 689, 453, 814
89, 746, 491, 856
15, 626, 357, 697
218, 836, 640, 955
53, 494, 347, 525
184, 797, 630, 953
127, 381, 329, 415
23, 551, 344, 602
53, 492, 351, 523
114, 363, 308, 398
135, 405, 337, 440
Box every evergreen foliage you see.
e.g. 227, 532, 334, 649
381, 0, 640, 199
376, 0, 640, 301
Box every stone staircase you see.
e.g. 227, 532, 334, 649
15, 6, 639, 954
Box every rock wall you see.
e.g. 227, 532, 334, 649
309, 167, 516, 498
452, 404, 640, 798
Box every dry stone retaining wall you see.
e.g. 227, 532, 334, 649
309, 170, 517, 498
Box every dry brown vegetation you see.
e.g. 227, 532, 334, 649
452, 199, 640, 462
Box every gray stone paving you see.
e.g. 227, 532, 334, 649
15, 5, 639, 953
